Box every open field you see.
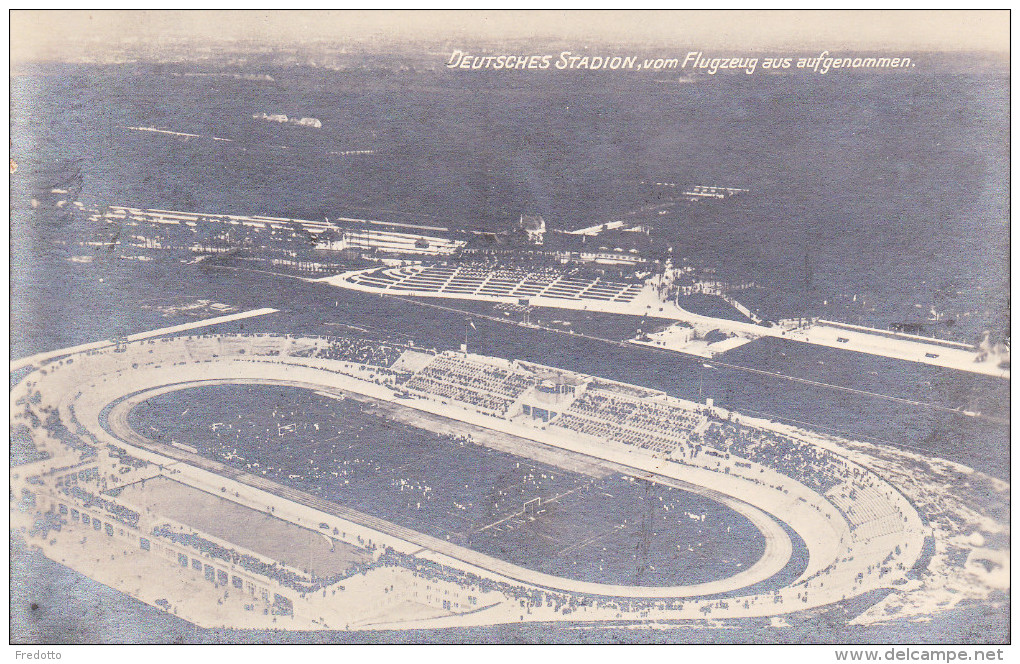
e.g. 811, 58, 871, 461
116, 477, 371, 577
126, 383, 768, 587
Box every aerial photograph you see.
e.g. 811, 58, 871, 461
8, 10, 1010, 646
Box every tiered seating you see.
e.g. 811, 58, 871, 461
402, 354, 533, 415
397, 265, 457, 291
555, 412, 677, 454
477, 269, 528, 297
347, 267, 409, 289
510, 270, 560, 296
706, 423, 844, 494
551, 390, 706, 455
444, 266, 491, 294
344, 265, 645, 304
708, 423, 909, 549
827, 482, 905, 542
616, 283, 644, 302
356, 274, 402, 288
307, 338, 403, 368
626, 399, 705, 436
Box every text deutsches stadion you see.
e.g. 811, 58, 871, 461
446, 50, 914, 74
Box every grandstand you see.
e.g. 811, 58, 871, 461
394, 351, 714, 460
708, 423, 850, 494
294, 337, 404, 368
552, 389, 706, 457
339, 265, 646, 304
401, 353, 534, 416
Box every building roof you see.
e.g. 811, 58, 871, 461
519, 214, 546, 231
534, 370, 585, 386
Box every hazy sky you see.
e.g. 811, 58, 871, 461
11, 10, 1010, 63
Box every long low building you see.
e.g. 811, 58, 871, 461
99, 205, 468, 257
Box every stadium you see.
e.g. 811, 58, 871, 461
10, 330, 1007, 631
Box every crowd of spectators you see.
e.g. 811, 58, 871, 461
11, 423, 49, 466
553, 389, 705, 456
62, 485, 141, 528
302, 338, 403, 368
705, 423, 847, 495
403, 354, 533, 415
41, 407, 97, 455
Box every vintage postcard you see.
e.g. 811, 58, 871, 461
8, 10, 1010, 648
